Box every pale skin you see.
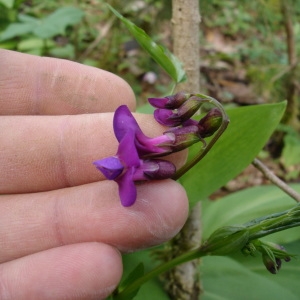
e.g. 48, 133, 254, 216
0, 49, 188, 299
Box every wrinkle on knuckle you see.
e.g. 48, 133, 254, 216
51, 194, 66, 247
57, 115, 74, 188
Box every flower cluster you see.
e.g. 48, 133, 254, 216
243, 240, 292, 274
93, 92, 223, 207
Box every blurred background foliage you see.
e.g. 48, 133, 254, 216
0, 0, 299, 177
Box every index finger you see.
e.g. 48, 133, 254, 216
0, 49, 136, 115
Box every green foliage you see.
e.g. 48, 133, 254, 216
282, 133, 300, 166
278, 124, 300, 179
0, 0, 14, 9
201, 247, 300, 300
107, 4, 186, 83
202, 184, 300, 243
118, 263, 144, 300
121, 249, 169, 300
0, 6, 84, 56
180, 102, 286, 205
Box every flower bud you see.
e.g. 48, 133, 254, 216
154, 109, 182, 127
148, 91, 190, 109
262, 242, 292, 263
177, 96, 202, 121
163, 125, 202, 152
241, 241, 256, 256
153, 96, 202, 127
262, 254, 282, 274
198, 108, 222, 138
132, 159, 176, 181
251, 240, 293, 274
202, 226, 249, 255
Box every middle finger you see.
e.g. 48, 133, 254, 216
0, 114, 186, 194
0, 179, 188, 263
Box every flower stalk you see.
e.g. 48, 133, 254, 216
172, 93, 230, 180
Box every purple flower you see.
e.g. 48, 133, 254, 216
164, 125, 204, 151
93, 105, 176, 206
154, 109, 183, 127
151, 95, 203, 127
148, 91, 190, 109
113, 105, 174, 157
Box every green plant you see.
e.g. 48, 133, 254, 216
106, 6, 300, 299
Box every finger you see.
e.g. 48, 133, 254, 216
0, 49, 135, 115
0, 113, 187, 194
0, 243, 122, 300
0, 180, 188, 263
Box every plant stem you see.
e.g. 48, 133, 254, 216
113, 248, 205, 300
170, 1, 202, 296
252, 158, 300, 203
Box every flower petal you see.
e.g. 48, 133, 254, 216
148, 92, 189, 109
93, 156, 123, 180
117, 130, 140, 167
113, 105, 142, 142
154, 108, 181, 127
133, 159, 176, 180
116, 168, 137, 207
113, 105, 173, 158
148, 97, 169, 108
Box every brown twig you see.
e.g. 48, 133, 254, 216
252, 158, 300, 203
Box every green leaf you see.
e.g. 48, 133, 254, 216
0, 7, 84, 41
0, 0, 14, 8
201, 255, 299, 300
118, 263, 144, 300
48, 44, 75, 59
33, 7, 84, 39
180, 102, 286, 205
17, 37, 45, 51
282, 134, 300, 167
18, 14, 40, 24
0, 22, 36, 41
120, 249, 169, 300
201, 184, 300, 243
121, 262, 144, 288
107, 4, 186, 83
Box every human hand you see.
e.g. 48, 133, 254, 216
0, 49, 188, 299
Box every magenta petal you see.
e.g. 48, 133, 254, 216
148, 97, 169, 108
113, 105, 143, 142
154, 109, 181, 127
116, 168, 137, 207
117, 130, 140, 167
143, 159, 176, 179
93, 157, 124, 180
134, 132, 173, 157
